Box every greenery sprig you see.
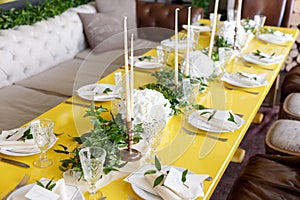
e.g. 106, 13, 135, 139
54, 103, 141, 178
138, 56, 153, 61
5, 128, 33, 141
0, 0, 93, 29
253, 49, 275, 59
144, 156, 188, 188
36, 179, 56, 191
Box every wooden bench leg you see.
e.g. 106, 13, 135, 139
231, 148, 246, 163
252, 112, 264, 124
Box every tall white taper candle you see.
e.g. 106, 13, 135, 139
208, 0, 220, 58
130, 34, 134, 120
174, 8, 180, 86
236, 0, 242, 28
185, 6, 191, 77
124, 16, 131, 122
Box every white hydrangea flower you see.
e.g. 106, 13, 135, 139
118, 89, 173, 125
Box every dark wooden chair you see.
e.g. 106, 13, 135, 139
238, 0, 294, 27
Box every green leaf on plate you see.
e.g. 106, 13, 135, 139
153, 174, 164, 187
154, 155, 161, 171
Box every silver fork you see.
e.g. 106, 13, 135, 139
3, 174, 30, 200
243, 62, 274, 71
224, 85, 260, 95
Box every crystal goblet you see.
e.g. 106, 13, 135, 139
79, 146, 106, 200
30, 118, 54, 168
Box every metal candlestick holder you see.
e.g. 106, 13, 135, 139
119, 119, 142, 162
233, 26, 240, 50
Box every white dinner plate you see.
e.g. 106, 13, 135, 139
133, 56, 163, 69
242, 53, 282, 65
131, 184, 162, 200
257, 31, 293, 44
0, 134, 57, 156
6, 183, 83, 200
221, 72, 268, 88
77, 84, 118, 101
188, 109, 245, 133
160, 38, 193, 50
182, 24, 211, 32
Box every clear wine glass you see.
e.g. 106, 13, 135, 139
30, 118, 54, 168
79, 146, 106, 199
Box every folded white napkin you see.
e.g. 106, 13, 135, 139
221, 72, 267, 87
188, 110, 244, 132
160, 39, 193, 50
25, 178, 79, 200
242, 52, 282, 65
125, 164, 210, 200
257, 31, 293, 44
0, 128, 37, 151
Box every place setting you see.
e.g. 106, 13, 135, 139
257, 30, 294, 45
221, 71, 268, 88
241, 49, 283, 66
131, 55, 164, 70
76, 83, 120, 102
124, 156, 211, 200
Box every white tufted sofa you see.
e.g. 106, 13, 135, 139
0, 2, 159, 131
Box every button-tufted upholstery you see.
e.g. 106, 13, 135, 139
136, 1, 204, 31
0, 4, 96, 89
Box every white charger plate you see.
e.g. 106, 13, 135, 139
160, 39, 193, 50
0, 134, 57, 156
221, 72, 268, 88
6, 183, 83, 200
257, 32, 293, 44
77, 84, 117, 101
188, 109, 244, 133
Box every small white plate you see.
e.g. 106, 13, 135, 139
133, 56, 163, 69
188, 109, 245, 133
77, 84, 118, 101
0, 134, 57, 156
221, 72, 268, 88
6, 183, 83, 200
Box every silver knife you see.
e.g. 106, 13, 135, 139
0, 157, 30, 168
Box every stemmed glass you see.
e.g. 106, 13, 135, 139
141, 106, 166, 163
79, 146, 106, 199
30, 118, 54, 168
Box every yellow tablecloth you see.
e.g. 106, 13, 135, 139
0, 25, 298, 200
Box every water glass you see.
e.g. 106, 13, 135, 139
218, 47, 233, 64
31, 118, 54, 168
182, 78, 200, 111
254, 15, 266, 34
227, 9, 237, 21
191, 28, 201, 50
79, 147, 106, 199
209, 13, 221, 29
156, 45, 170, 64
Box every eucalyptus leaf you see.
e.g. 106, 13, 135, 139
154, 156, 161, 171
153, 174, 164, 187
144, 170, 157, 175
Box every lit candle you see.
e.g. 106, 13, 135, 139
208, 0, 220, 58
124, 16, 131, 122
236, 0, 242, 28
185, 7, 191, 77
174, 8, 180, 86
130, 34, 134, 120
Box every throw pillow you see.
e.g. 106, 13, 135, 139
79, 12, 127, 54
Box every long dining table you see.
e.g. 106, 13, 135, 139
0, 22, 299, 199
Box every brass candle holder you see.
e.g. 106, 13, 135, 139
119, 119, 142, 162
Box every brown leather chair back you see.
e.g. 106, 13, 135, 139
136, 1, 204, 30
235, 0, 294, 27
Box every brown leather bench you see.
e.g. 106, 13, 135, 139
227, 154, 300, 200
136, 1, 204, 41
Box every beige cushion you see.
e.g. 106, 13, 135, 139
16, 59, 120, 97
0, 85, 66, 131
78, 12, 124, 53
75, 38, 159, 64
96, 0, 137, 32
266, 119, 300, 156
283, 93, 300, 120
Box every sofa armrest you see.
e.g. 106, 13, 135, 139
136, 1, 204, 30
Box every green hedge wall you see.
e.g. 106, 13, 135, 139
0, 0, 93, 29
